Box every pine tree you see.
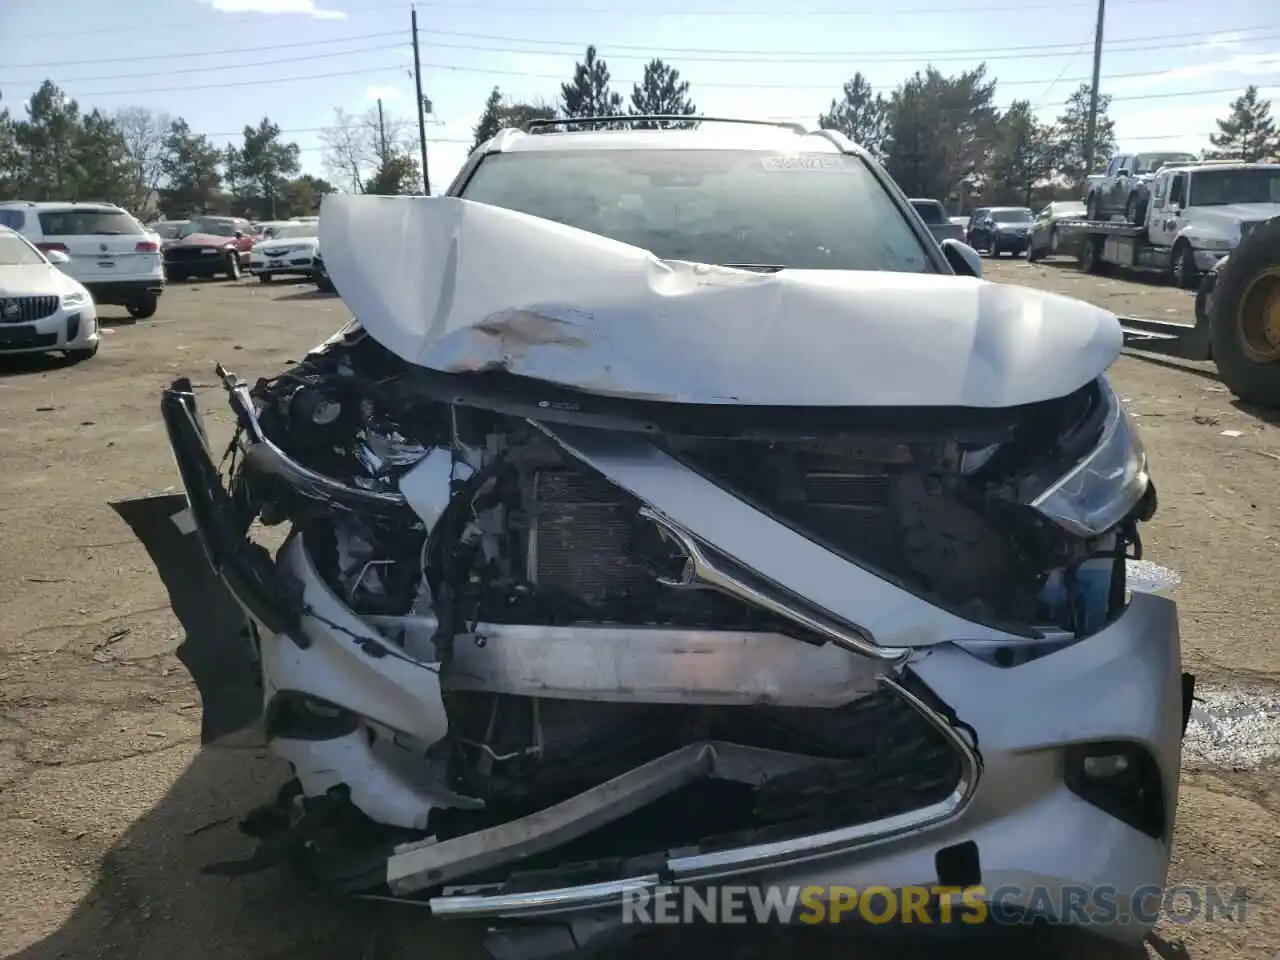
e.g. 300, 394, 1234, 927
628, 59, 697, 128
1208, 86, 1279, 162
818, 73, 888, 159
560, 46, 624, 121
472, 87, 504, 151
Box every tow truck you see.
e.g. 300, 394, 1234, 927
1046, 162, 1280, 407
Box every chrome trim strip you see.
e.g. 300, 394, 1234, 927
664, 676, 980, 883
383, 679, 978, 912
637, 505, 901, 660
384, 742, 846, 895
428, 875, 662, 918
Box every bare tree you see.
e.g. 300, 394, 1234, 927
320, 105, 417, 193
114, 106, 171, 214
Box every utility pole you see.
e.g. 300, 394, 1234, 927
376, 97, 388, 164
411, 6, 431, 194
1083, 0, 1106, 175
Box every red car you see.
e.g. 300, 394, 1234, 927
163, 217, 257, 281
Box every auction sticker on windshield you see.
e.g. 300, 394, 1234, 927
761, 155, 860, 172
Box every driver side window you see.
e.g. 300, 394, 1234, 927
1168, 175, 1186, 206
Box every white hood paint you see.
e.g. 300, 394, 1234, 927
1192, 202, 1280, 223
0, 261, 86, 297
319, 194, 1122, 408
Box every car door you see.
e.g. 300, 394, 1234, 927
1148, 172, 1184, 247
967, 209, 987, 245
1031, 205, 1052, 250
35, 207, 160, 284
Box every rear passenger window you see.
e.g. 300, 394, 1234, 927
0, 210, 25, 229
38, 209, 143, 236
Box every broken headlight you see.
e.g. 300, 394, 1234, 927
1030, 378, 1149, 537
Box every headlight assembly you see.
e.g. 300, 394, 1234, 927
61, 291, 89, 308
1030, 378, 1149, 537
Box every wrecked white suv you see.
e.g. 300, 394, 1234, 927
118, 118, 1192, 955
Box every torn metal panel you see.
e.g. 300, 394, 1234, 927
318, 194, 1123, 408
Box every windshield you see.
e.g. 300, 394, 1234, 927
153, 222, 185, 239
910, 200, 946, 224
38, 209, 143, 236
992, 209, 1032, 223
459, 149, 935, 273
0, 232, 45, 266
181, 219, 238, 238
267, 224, 316, 240
1135, 153, 1195, 175
1051, 202, 1086, 218
1189, 168, 1280, 206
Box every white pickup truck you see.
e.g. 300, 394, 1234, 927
1050, 161, 1280, 287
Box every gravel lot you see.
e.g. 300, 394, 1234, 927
0, 260, 1276, 960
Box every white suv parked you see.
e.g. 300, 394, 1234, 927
0, 201, 165, 319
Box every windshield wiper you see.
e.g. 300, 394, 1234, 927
721, 263, 787, 273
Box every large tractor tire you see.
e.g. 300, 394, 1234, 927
1209, 215, 1280, 407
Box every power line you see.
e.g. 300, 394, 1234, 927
0, 43, 407, 87
410, 22, 1271, 58
5, 0, 1190, 39
1, 31, 405, 71
23, 47, 1275, 92
11, 28, 1278, 86
66, 65, 415, 98
51, 54, 1276, 101
6, 21, 1270, 69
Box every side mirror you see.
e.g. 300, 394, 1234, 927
941, 239, 983, 278
45, 249, 71, 266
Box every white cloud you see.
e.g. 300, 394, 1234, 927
366, 85, 401, 102
199, 0, 346, 19
1110, 52, 1280, 92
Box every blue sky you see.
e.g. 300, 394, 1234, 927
1, 0, 1277, 193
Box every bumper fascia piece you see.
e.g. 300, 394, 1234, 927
0, 305, 99, 355
133, 379, 1189, 947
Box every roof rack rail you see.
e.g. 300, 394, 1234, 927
522, 115, 808, 134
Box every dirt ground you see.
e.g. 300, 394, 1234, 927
0, 261, 1276, 960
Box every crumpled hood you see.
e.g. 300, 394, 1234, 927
169, 232, 235, 248
319, 194, 1122, 408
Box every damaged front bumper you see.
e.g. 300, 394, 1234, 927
116, 378, 1194, 948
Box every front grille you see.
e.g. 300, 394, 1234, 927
0, 296, 59, 324
451, 684, 965, 842
166, 247, 219, 263
0, 327, 58, 349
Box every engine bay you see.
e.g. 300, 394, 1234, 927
238, 322, 1136, 640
